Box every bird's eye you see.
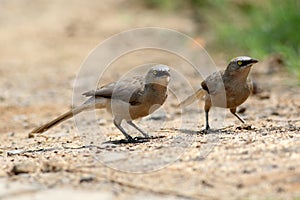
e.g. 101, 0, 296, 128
153, 70, 157, 75
237, 61, 243, 66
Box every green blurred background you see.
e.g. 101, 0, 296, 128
142, 0, 300, 80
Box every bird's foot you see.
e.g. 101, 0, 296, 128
134, 136, 150, 140
103, 138, 146, 144
199, 127, 221, 134
134, 135, 165, 140
127, 136, 149, 143
198, 125, 211, 134
200, 128, 210, 134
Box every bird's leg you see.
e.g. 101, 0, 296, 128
205, 111, 210, 131
230, 108, 245, 123
204, 104, 211, 132
113, 120, 136, 142
127, 121, 150, 138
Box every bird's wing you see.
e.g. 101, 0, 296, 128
201, 71, 225, 95
82, 75, 145, 105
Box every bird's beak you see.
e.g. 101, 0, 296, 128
243, 59, 258, 68
155, 70, 170, 77
250, 59, 258, 64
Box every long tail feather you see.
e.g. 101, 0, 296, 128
30, 105, 89, 134
178, 89, 206, 108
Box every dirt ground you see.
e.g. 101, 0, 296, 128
0, 1, 299, 200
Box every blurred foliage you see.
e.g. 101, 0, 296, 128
142, 0, 300, 80
210, 0, 300, 80
142, 0, 210, 9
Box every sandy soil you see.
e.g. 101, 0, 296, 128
0, 1, 299, 200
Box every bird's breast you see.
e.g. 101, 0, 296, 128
206, 82, 251, 108
129, 87, 167, 119
225, 83, 251, 108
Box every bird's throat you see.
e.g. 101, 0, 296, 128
225, 67, 251, 82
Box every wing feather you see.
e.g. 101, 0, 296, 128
82, 75, 144, 105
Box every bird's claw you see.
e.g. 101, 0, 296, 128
127, 136, 149, 143
199, 128, 211, 134
134, 135, 165, 140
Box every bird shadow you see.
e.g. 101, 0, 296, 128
102, 135, 166, 145
175, 128, 200, 135
7, 136, 168, 155
175, 128, 226, 135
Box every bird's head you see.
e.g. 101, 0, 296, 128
227, 56, 258, 72
145, 64, 171, 86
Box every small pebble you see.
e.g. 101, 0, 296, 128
79, 175, 95, 183
10, 162, 37, 175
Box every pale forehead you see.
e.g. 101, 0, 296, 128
151, 65, 170, 71
231, 56, 252, 62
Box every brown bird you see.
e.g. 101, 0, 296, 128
179, 56, 258, 131
30, 65, 170, 142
